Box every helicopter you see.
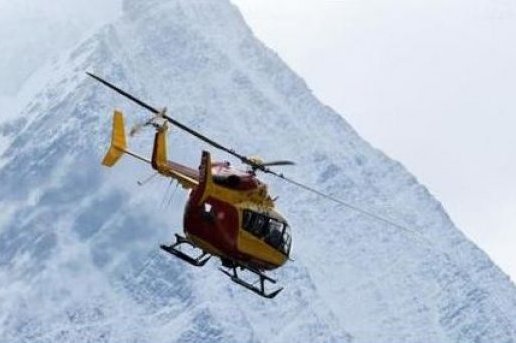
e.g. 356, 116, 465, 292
87, 72, 422, 299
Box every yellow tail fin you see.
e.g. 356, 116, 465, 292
102, 110, 127, 167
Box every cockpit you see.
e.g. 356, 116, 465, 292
241, 209, 292, 256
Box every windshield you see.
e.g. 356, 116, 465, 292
282, 224, 292, 255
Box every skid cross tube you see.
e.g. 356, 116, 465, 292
160, 234, 211, 267
219, 265, 283, 299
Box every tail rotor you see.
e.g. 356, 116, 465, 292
129, 107, 168, 137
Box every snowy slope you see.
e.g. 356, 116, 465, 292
1, 0, 515, 342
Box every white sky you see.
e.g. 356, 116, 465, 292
232, 0, 516, 280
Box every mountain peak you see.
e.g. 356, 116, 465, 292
121, 0, 245, 32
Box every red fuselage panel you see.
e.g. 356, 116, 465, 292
183, 196, 239, 257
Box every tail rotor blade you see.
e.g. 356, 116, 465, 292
129, 122, 145, 137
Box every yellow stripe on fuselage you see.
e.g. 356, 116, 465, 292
237, 230, 287, 268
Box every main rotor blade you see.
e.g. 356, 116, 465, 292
265, 169, 424, 237
87, 72, 160, 114
260, 160, 295, 167
87, 72, 249, 163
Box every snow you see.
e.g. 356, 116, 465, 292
0, 0, 515, 342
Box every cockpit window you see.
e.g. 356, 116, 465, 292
242, 210, 291, 255
282, 224, 292, 255
252, 215, 267, 236
212, 174, 240, 188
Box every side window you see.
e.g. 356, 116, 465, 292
258, 218, 270, 238
242, 210, 268, 238
265, 219, 283, 249
252, 215, 266, 237
242, 210, 253, 229
213, 174, 240, 188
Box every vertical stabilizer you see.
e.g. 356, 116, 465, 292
192, 150, 213, 205
102, 110, 127, 167
151, 123, 168, 170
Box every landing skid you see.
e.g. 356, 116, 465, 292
160, 234, 211, 267
161, 235, 282, 299
220, 264, 283, 299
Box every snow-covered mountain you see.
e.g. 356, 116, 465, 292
1, 0, 515, 342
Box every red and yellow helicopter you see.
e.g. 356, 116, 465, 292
88, 72, 412, 299
89, 73, 300, 298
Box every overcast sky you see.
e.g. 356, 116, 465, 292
232, 0, 516, 280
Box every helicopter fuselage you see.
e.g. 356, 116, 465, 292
182, 153, 292, 271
